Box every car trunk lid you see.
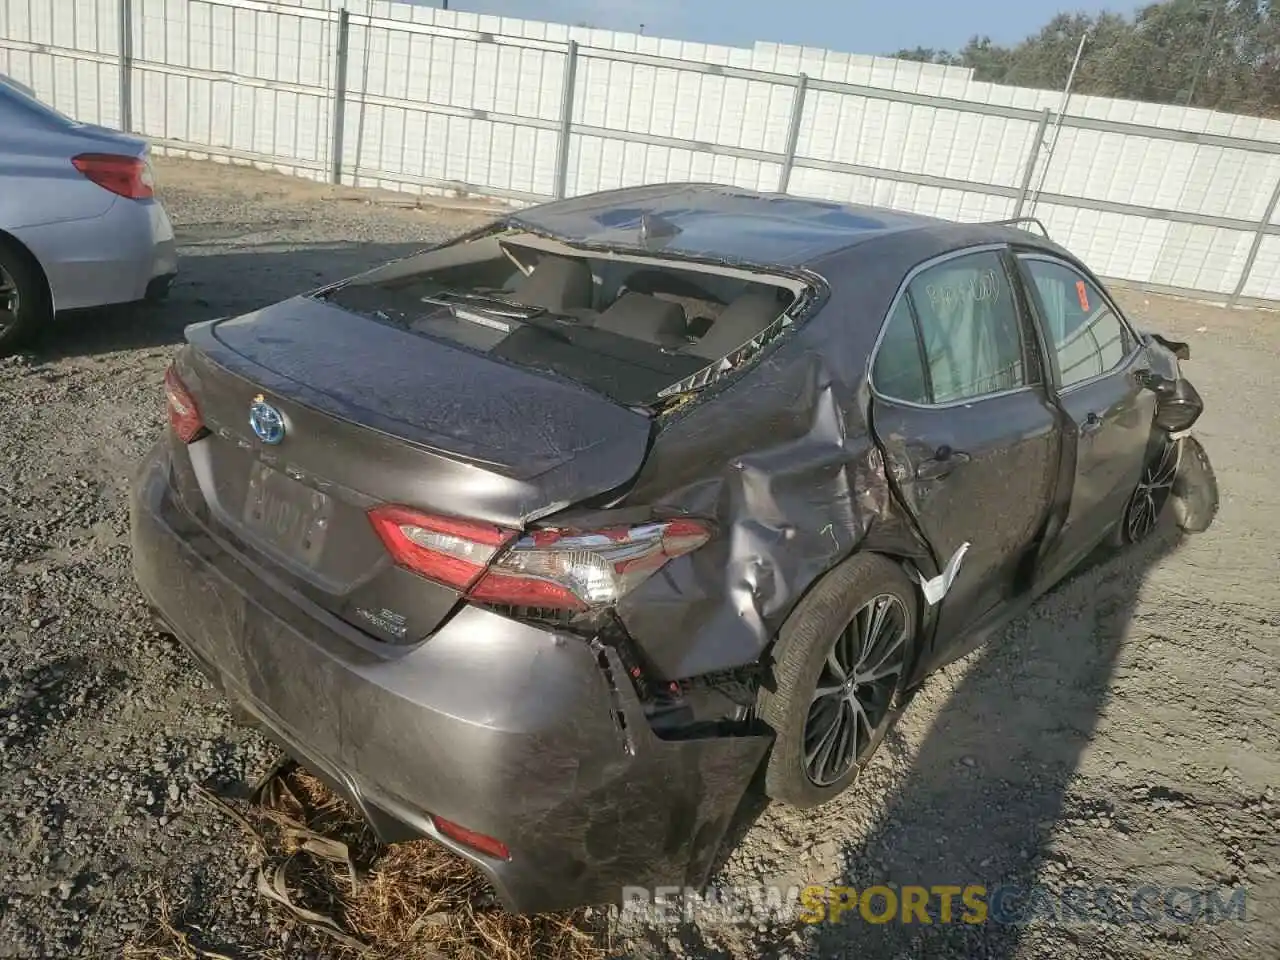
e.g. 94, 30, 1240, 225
175, 297, 653, 642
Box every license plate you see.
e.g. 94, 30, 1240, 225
242, 461, 332, 567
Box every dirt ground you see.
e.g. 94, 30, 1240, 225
0, 157, 1276, 960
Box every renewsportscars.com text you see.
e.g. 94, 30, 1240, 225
618, 883, 1248, 927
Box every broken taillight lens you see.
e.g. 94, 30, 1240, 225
367, 507, 712, 610
163, 365, 206, 443
472, 520, 712, 609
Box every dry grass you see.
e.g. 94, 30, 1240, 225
126, 761, 612, 960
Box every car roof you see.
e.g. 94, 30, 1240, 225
0, 74, 79, 128
509, 183, 1048, 269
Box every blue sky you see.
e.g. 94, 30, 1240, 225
433, 0, 1136, 55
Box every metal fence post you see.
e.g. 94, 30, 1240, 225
330, 8, 351, 185
117, 0, 133, 132
553, 40, 579, 200
1229, 171, 1280, 307
1013, 108, 1051, 219
776, 73, 809, 195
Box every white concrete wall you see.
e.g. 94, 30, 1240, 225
2, 0, 1277, 300
0, 0, 124, 127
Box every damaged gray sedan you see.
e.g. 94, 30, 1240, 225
130, 184, 1218, 913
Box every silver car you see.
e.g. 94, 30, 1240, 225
0, 75, 178, 354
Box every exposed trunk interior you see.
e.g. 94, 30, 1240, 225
172, 228, 816, 648
319, 229, 811, 408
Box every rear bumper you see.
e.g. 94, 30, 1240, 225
129, 441, 770, 914
15, 196, 178, 312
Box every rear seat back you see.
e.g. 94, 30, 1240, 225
509, 254, 594, 312
684, 289, 784, 361
592, 292, 689, 347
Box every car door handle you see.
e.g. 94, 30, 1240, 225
1081, 412, 1104, 435
915, 447, 971, 481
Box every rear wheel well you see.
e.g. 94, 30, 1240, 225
756, 550, 920, 806
0, 229, 54, 313
761, 547, 927, 669
856, 549, 929, 664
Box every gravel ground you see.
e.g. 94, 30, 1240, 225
0, 157, 1277, 960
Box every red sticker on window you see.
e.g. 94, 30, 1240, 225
1076, 280, 1090, 312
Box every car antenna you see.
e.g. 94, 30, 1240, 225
639, 213, 680, 244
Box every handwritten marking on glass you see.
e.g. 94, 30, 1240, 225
924, 269, 1001, 312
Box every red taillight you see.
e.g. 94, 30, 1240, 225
367, 506, 515, 591
476, 519, 712, 610
368, 506, 712, 610
163, 365, 206, 443
71, 153, 154, 200
430, 815, 511, 861
468, 568, 586, 610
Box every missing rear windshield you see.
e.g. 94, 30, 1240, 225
319, 229, 810, 408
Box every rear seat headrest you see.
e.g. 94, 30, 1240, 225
592, 292, 688, 347
509, 254, 594, 312
684, 288, 785, 361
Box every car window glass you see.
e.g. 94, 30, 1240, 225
872, 297, 929, 404
1020, 258, 1129, 389
907, 250, 1025, 403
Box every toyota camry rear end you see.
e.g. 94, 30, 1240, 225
131, 184, 1225, 915
127, 214, 810, 913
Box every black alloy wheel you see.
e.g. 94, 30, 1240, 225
758, 552, 917, 809
803, 593, 909, 786
1123, 437, 1179, 544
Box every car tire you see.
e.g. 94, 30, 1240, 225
0, 239, 49, 356
1170, 434, 1218, 534
145, 274, 175, 303
757, 552, 917, 809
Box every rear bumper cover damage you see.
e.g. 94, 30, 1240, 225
130, 443, 770, 914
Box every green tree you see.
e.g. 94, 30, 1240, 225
957, 36, 1014, 83
887, 0, 1279, 117
888, 46, 962, 66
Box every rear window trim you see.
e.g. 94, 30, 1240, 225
496, 230, 813, 298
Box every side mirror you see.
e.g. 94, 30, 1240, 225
1150, 375, 1204, 433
